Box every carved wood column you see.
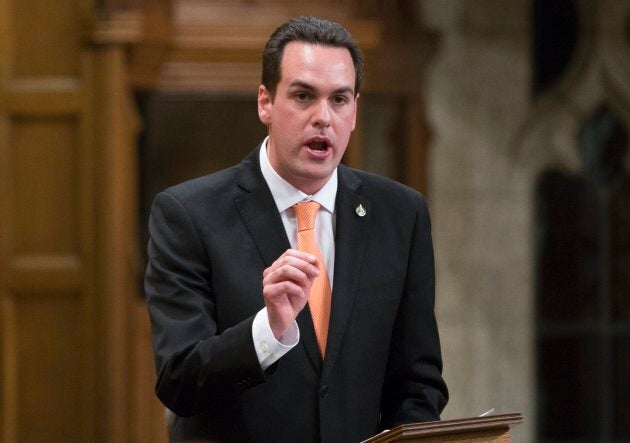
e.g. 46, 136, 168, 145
91, 8, 169, 442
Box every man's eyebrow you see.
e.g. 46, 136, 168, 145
288, 80, 316, 91
288, 80, 355, 96
331, 86, 355, 96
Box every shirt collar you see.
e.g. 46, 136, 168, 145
259, 137, 337, 214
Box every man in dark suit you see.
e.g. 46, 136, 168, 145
145, 16, 448, 443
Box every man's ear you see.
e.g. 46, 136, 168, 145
351, 92, 359, 131
257, 85, 272, 125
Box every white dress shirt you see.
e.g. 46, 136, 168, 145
252, 138, 337, 369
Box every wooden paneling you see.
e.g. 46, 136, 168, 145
129, 304, 169, 442
0, 0, 97, 441
12, 0, 82, 78
11, 117, 79, 255
14, 292, 86, 441
9, 255, 82, 292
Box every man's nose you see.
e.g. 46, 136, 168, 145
312, 100, 332, 128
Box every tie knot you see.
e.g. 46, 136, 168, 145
294, 201, 320, 231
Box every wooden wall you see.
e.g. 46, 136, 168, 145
1, 0, 97, 440
0, 0, 167, 441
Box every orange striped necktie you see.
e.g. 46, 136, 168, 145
294, 201, 331, 356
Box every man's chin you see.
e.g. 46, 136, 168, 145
291, 170, 335, 194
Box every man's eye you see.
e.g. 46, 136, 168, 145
333, 96, 348, 104
295, 92, 309, 101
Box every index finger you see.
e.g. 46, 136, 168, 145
281, 249, 318, 265
263, 249, 320, 279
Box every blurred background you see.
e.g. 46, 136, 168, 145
1, 0, 629, 442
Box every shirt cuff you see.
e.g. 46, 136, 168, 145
252, 307, 299, 370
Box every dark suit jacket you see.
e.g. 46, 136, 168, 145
145, 146, 448, 443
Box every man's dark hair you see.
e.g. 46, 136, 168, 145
262, 16, 364, 97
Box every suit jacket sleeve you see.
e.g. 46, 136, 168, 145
379, 194, 448, 427
145, 190, 266, 417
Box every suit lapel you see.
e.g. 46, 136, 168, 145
234, 149, 289, 267
233, 148, 322, 372
322, 166, 371, 380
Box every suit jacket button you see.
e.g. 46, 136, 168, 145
319, 385, 329, 398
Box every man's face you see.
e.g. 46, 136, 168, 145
258, 41, 358, 195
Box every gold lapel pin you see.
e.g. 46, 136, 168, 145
355, 204, 366, 217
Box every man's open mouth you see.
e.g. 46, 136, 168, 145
305, 137, 332, 152
309, 141, 328, 151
